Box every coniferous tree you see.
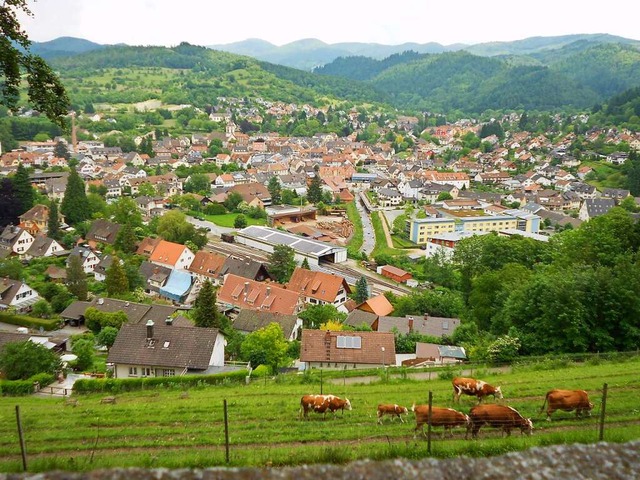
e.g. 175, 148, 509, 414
301, 257, 311, 270
267, 175, 282, 205
354, 276, 370, 304
192, 280, 224, 329
61, 168, 90, 225
267, 245, 297, 284
12, 163, 34, 215
66, 254, 88, 301
0, 178, 20, 228
307, 171, 323, 204
47, 200, 60, 240
54, 141, 70, 160
105, 256, 129, 297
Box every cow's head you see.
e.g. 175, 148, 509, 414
521, 418, 534, 436
587, 401, 594, 414
344, 398, 352, 411
494, 386, 503, 400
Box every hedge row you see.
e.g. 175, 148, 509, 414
0, 312, 61, 331
73, 369, 249, 394
0, 373, 55, 396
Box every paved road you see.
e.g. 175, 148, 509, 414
186, 215, 233, 237
355, 194, 375, 255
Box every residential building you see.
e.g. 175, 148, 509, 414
66, 246, 100, 274
0, 277, 40, 312
579, 198, 616, 221
85, 219, 122, 248
300, 329, 396, 369
233, 309, 302, 341
0, 225, 34, 256
286, 267, 351, 307
217, 274, 302, 316
107, 321, 227, 378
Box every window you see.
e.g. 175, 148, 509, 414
162, 369, 175, 377
128, 367, 138, 376
336, 335, 362, 349
142, 368, 152, 377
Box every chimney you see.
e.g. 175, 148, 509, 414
408, 316, 414, 333
146, 320, 154, 339
244, 282, 250, 294
165, 316, 173, 326
266, 286, 271, 297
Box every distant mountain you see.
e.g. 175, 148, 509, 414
30, 36, 107, 59
208, 38, 452, 71
210, 34, 640, 71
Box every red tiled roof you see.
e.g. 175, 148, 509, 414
286, 267, 350, 304
218, 274, 301, 315
300, 329, 395, 364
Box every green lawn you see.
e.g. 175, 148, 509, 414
391, 234, 419, 249
202, 213, 267, 228
370, 211, 404, 258
1, 355, 639, 472
345, 200, 364, 258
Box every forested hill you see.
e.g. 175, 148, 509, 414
315, 42, 640, 113
48, 41, 640, 115
49, 43, 388, 108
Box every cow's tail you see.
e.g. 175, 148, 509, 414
539, 392, 549, 414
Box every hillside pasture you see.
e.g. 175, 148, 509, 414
0, 357, 639, 472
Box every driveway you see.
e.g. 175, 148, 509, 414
186, 215, 233, 237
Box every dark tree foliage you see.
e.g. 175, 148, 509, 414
354, 276, 369, 304
0, 178, 20, 227
267, 244, 297, 284
307, 173, 323, 205
0, 1, 70, 128
11, 163, 34, 215
105, 257, 129, 297
192, 280, 228, 330
54, 141, 70, 160
61, 169, 90, 225
115, 222, 138, 254
267, 176, 282, 205
66, 254, 88, 301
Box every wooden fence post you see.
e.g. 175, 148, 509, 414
223, 399, 230, 463
15, 405, 27, 471
599, 383, 608, 442
427, 391, 433, 455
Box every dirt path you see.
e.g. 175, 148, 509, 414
377, 211, 395, 249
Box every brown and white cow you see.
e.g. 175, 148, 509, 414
299, 394, 351, 420
452, 377, 503, 403
412, 404, 470, 438
540, 389, 594, 421
377, 404, 409, 424
466, 404, 533, 439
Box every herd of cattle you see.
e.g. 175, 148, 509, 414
299, 377, 595, 439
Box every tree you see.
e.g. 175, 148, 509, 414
224, 191, 244, 212
184, 173, 211, 194
298, 304, 346, 329
267, 176, 282, 205
156, 210, 206, 249
31, 299, 53, 318
0, 178, 20, 228
437, 192, 453, 202
307, 173, 323, 204
0, 1, 70, 128
0, 340, 62, 380
354, 276, 370, 304
54, 141, 70, 160
109, 197, 143, 227
191, 279, 227, 330
240, 323, 289, 374
12, 163, 34, 215
47, 200, 60, 240
61, 169, 90, 225
234, 213, 247, 229
115, 223, 138, 254
301, 257, 311, 270
66, 254, 88, 301
71, 336, 95, 371
96, 326, 118, 352
105, 256, 129, 297
267, 244, 296, 283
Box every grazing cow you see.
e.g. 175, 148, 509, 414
452, 377, 503, 403
540, 389, 594, 421
377, 404, 409, 424
412, 404, 469, 438
466, 404, 533, 439
299, 394, 351, 420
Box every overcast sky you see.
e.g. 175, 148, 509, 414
20, 0, 640, 47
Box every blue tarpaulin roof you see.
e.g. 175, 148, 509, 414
159, 270, 192, 302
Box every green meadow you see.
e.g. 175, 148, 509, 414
1, 356, 639, 472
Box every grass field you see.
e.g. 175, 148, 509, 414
1, 356, 639, 473
202, 213, 267, 228
345, 200, 363, 258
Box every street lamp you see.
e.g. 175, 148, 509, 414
381, 346, 386, 368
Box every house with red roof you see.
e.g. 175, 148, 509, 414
286, 267, 350, 307
138, 238, 194, 271
217, 274, 302, 316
